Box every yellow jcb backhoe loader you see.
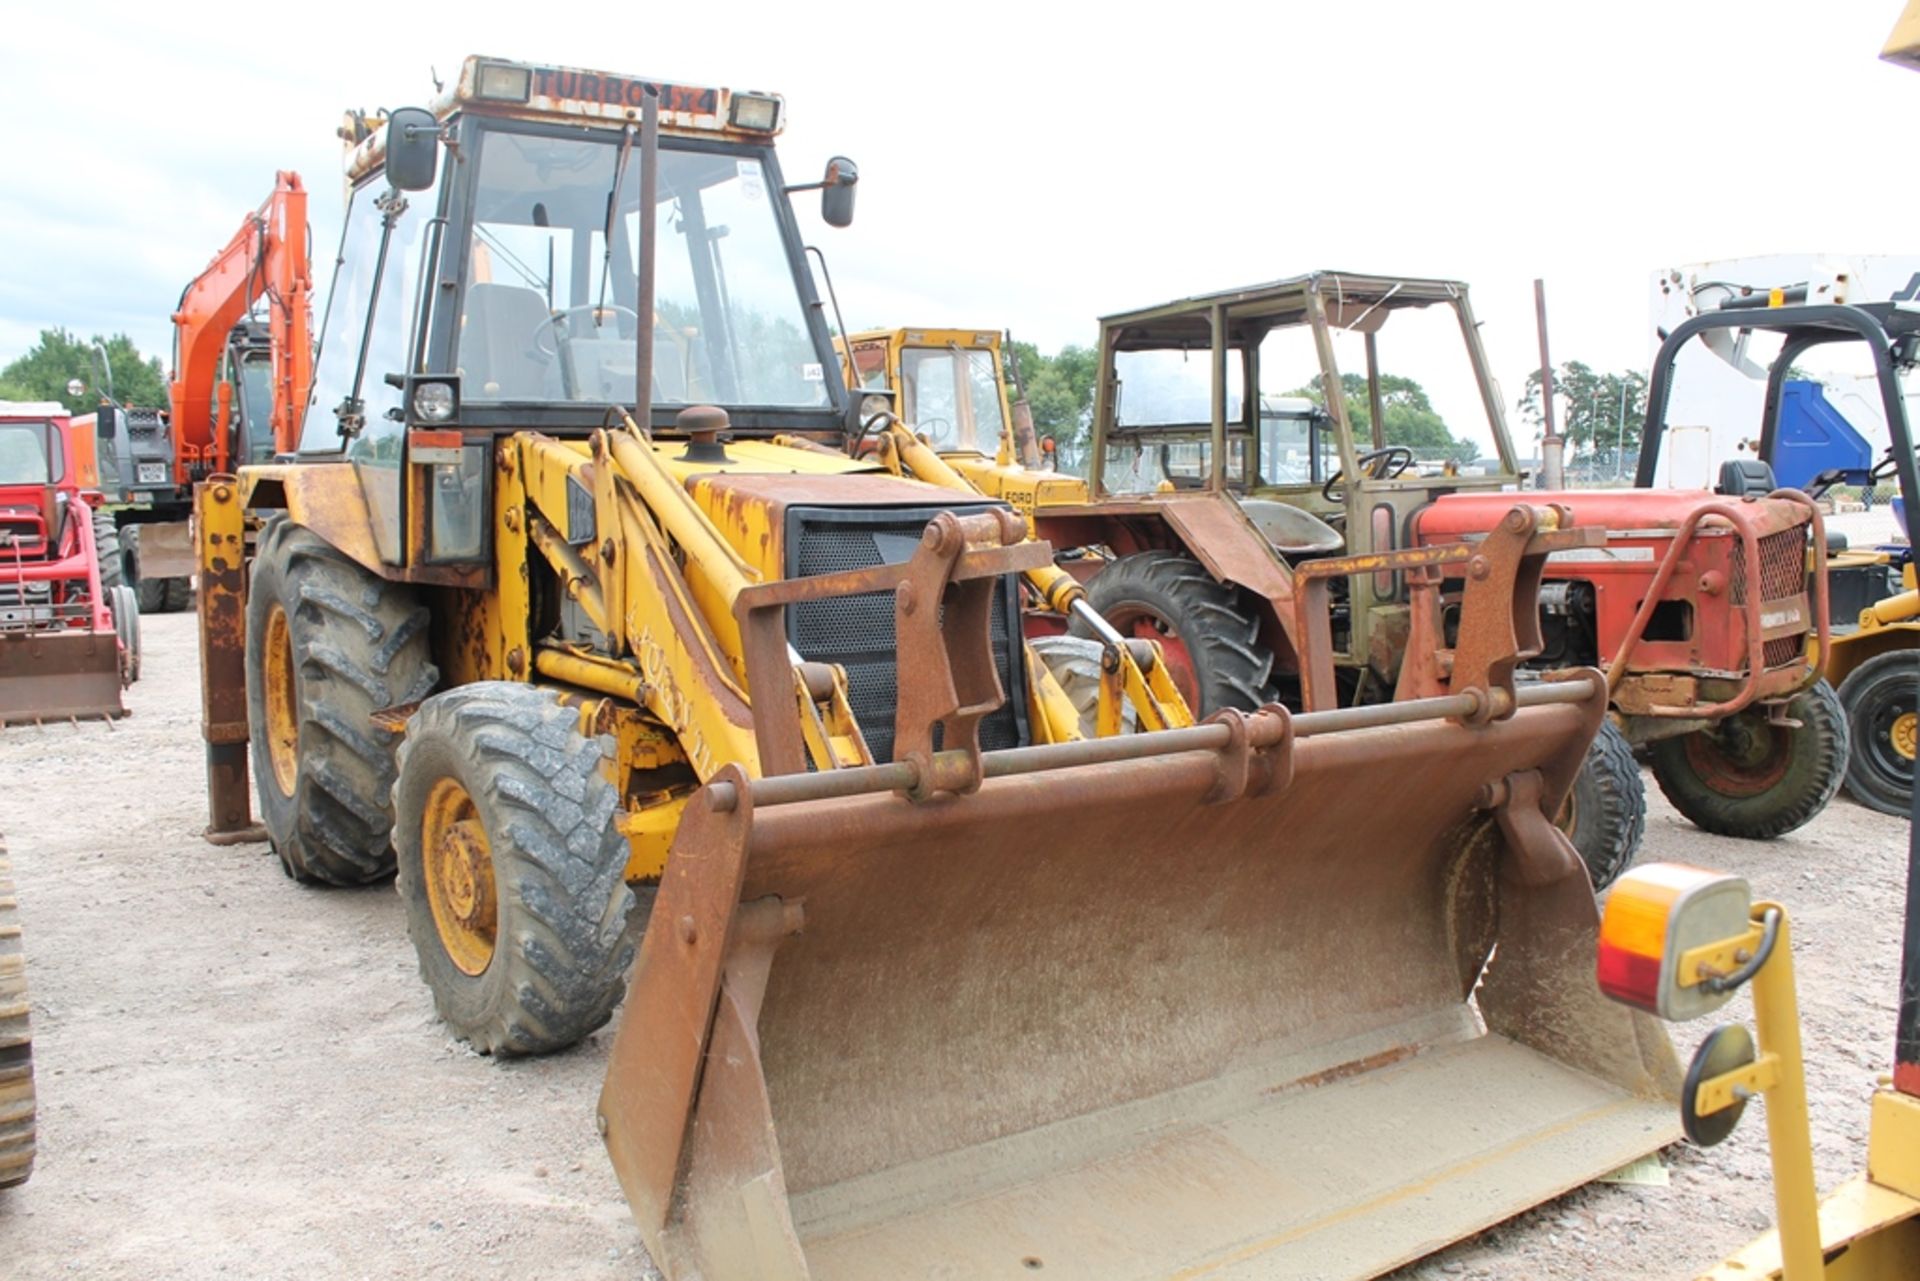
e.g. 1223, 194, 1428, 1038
196, 56, 1681, 1279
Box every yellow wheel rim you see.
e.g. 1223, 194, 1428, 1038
1893, 711, 1918, 763
421, 777, 498, 976
262, 603, 300, 799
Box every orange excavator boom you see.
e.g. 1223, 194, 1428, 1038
167, 170, 312, 472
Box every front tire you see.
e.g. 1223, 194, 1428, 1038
1649, 680, 1849, 839
1558, 718, 1645, 890
393, 683, 635, 1056
1074, 551, 1273, 715
107, 583, 141, 684
1836, 649, 1916, 816
91, 511, 124, 589
245, 519, 437, 884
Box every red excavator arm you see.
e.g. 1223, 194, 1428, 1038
168, 171, 312, 473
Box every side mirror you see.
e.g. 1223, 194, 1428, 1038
385, 107, 440, 193
66, 378, 86, 398
820, 156, 858, 228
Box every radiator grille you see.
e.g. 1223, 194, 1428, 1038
1731, 525, 1809, 605
785, 504, 1027, 764
1763, 635, 1805, 669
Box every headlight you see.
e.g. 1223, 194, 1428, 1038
475, 61, 532, 103
729, 93, 781, 132
859, 393, 892, 422
412, 381, 457, 422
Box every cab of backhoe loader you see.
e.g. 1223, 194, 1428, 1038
279, 57, 864, 572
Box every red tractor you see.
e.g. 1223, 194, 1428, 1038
0, 401, 140, 723
1040, 274, 1841, 881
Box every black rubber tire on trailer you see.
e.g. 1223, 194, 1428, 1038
125, 527, 166, 614
161, 577, 193, 613
107, 583, 141, 685
246, 518, 438, 885
1836, 648, 1916, 817
1648, 680, 1850, 839
1071, 551, 1274, 715
0, 839, 36, 1190
91, 511, 124, 589
1557, 718, 1646, 890
393, 683, 636, 1056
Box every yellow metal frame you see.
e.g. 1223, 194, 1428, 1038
1693, 901, 1920, 1280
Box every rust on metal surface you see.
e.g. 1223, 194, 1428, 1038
195, 477, 264, 841
601, 672, 1677, 1280
1605, 489, 1828, 718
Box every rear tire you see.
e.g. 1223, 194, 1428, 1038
1836, 648, 1916, 816
91, 511, 124, 589
1557, 718, 1645, 890
0, 840, 36, 1190
246, 518, 438, 884
393, 683, 635, 1056
1649, 680, 1849, 839
1074, 551, 1273, 715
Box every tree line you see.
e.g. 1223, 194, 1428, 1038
0, 329, 167, 414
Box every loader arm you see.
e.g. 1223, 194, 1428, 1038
599, 503, 1683, 1281
866, 418, 1197, 730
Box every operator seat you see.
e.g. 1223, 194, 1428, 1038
460, 284, 558, 400
1715, 459, 1777, 497
1239, 498, 1345, 557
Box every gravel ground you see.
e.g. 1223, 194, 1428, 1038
0, 611, 1909, 1280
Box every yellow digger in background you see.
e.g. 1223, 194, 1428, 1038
196, 56, 1683, 1279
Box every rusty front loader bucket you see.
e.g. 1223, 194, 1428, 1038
599, 508, 1682, 1281
0, 630, 124, 725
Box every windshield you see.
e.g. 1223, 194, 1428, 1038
238, 353, 276, 450
900, 346, 1004, 450
0, 423, 56, 485
456, 129, 829, 409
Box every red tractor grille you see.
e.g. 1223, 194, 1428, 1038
1763, 634, 1804, 668
1730, 525, 1809, 605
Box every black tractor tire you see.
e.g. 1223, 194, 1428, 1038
0, 839, 36, 1190
91, 511, 124, 589
1649, 680, 1850, 839
108, 583, 141, 685
125, 527, 166, 614
393, 683, 636, 1056
1072, 551, 1273, 715
161, 577, 192, 613
246, 518, 438, 884
1557, 718, 1645, 890
1836, 648, 1916, 817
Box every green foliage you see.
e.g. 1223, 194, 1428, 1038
1517, 360, 1647, 458
1292, 372, 1479, 465
1007, 340, 1097, 447
0, 329, 167, 415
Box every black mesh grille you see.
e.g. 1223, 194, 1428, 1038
786, 504, 1027, 764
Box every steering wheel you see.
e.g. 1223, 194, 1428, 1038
1322, 445, 1414, 502
531, 304, 641, 359
1871, 447, 1913, 487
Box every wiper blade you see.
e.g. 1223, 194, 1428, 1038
596, 123, 636, 319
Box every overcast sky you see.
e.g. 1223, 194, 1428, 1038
3, 1, 1914, 449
